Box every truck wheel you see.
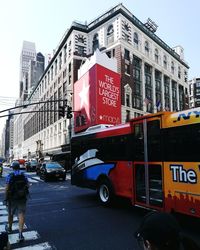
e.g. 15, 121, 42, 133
97, 180, 113, 205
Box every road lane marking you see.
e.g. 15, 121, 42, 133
13, 241, 52, 250
9, 230, 40, 244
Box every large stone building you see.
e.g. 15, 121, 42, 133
188, 77, 200, 108
13, 3, 189, 159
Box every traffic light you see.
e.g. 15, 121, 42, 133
58, 105, 65, 118
67, 105, 73, 119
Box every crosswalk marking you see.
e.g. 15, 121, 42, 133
13, 242, 52, 250
28, 178, 38, 183
31, 176, 41, 181
0, 210, 7, 215
0, 201, 53, 249
9, 230, 40, 244
0, 222, 27, 232
0, 205, 7, 209
0, 215, 18, 223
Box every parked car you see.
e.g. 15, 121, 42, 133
39, 162, 66, 182
3, 162, 10, 167
26, 160, 39, 172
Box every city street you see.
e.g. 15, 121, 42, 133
0, 167, 199, 250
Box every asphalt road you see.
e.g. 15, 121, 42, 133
0, 167, 200, 250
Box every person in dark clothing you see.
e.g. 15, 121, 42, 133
135, 211, 200, 250
4, 161, 29, 242
0, 232, 10, 250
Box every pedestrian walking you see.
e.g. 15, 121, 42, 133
0, 162, 3, 177
4, 161, 29, 242
135, 211, 200, 250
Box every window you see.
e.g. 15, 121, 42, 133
93, 33, 99, 52
178, 66, 181, 79
77, 46, 85, 56
124, 84, 132, 107
68, 63, 71, 73
51, 66, 53, 81
124, 49, 130, 60
145, 75, 152, 86
133, 32, 139, 47
78, 36, 84, 43
155, 49, 159, 63
164, 124, 200, 162
126, 110, 130, 122
171, 61, 175, 74
126, 94, 130, 107
163, 55, 167, 69
68, 41, 71, 57
133, 68, 140, 80
125, 64, 130, 74
55, 60, 57, 76
107, 24, 114, 44
133, 97, 142, 109
59, 53, 62, 70
144, 41, 149, 53
196, 82, 200, 87
122, 21, 131, 43
147, 120, 161, 161
134, 123, 144, 161
64, 45, 67, 63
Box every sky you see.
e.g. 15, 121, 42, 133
0, 0, 199, 134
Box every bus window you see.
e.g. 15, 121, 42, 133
164, 123, 200, 162
134, 123, 144, 161
147, 120, 161, 161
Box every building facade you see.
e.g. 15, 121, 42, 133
19, 41, 36, 101
13, 3, 189, 159
189, 77, 200, 108
13, 42, 44, 159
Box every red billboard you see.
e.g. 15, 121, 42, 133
74, 64, 121, 133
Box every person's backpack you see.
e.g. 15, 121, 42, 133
9, 173, 29, 200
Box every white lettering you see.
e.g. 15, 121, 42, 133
170, 165, 197, 184
99, 115, 120, 124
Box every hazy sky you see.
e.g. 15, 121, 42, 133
0, 0, 199, 134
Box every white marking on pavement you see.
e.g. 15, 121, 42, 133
9, 230, 40, 244
0, 210, 8, 215
13, 241, 52, 250
32, 176, 41, 181
0, 215, 18, 223
0, 202, 3, 205
0, 205, 7, 209
26, 173, 36, 176
28, 178, 38, 183
0, 222, 27, 232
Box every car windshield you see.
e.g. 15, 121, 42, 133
46, 163, 63, 169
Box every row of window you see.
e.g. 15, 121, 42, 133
124, 49, 186, 80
